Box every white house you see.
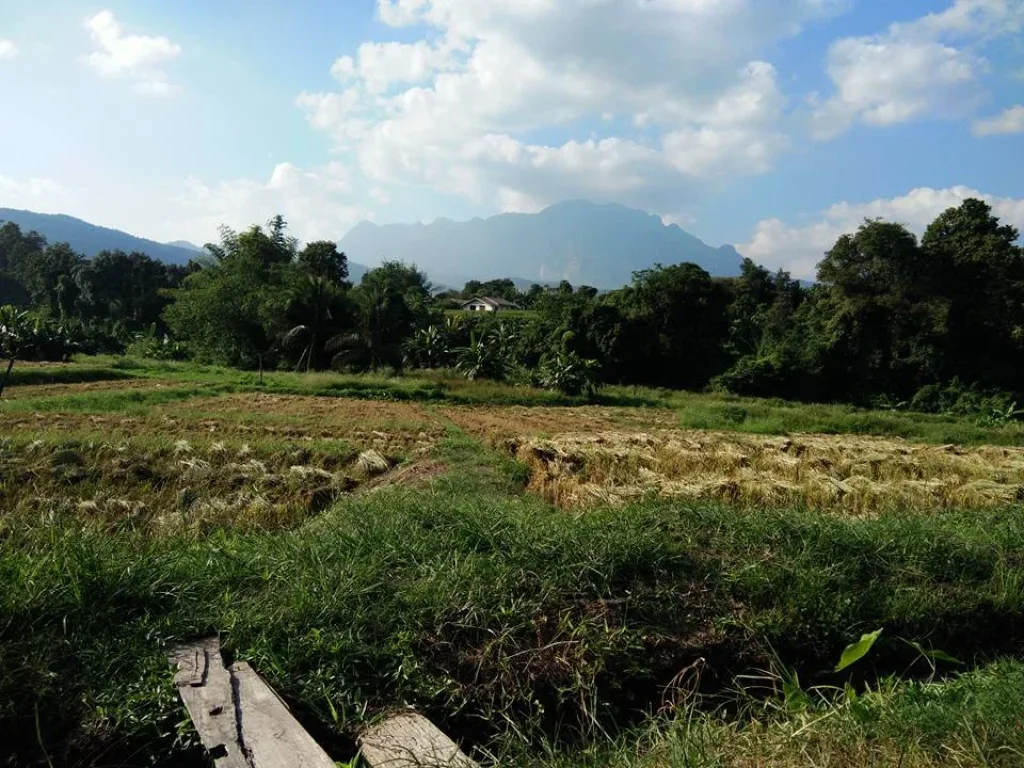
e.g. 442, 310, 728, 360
459, 297, 522, 312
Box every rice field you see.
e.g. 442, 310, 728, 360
3, 359, 1024, 767
515, 429, 1024, 513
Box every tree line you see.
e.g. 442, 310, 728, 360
1, 200, 1022, 411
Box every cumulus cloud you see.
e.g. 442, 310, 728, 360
171, 162, 373, 246
83, 10, 182, 96
812, 0, 1023, 139
739, 185, 1024, 279
0, 39, 18, 60
973, 104, 1024, 135
299, 0, 844, 216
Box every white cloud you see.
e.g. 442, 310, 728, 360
0, 39, 18, 60
171, 162, 373, 246
333, 40, 460, 94
300, 0, 844, 216
83, 10, 182, 96
813, 0, 1023, 139
973, 104, 1024, 135
740, 185, 1024, 279
0, 175, 67, 211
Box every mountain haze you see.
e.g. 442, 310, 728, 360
339, 201, 744, 289
0, 209, 200, 265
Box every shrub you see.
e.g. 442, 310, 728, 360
538, 350, 600, 397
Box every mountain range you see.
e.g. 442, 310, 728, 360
341, 201, 743, 289
1, 201, 744, 289
0, 209, 203, 265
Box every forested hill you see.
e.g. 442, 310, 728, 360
340, 200, 744, 289
0, 209, 199, 265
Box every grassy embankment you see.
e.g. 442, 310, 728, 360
2, 359, 1024, 766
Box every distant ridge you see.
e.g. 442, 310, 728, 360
164, 239, 204, 253
339, 200, 744, 289
0, 208, 199, 265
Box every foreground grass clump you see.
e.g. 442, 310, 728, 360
4, 436, 1024, 765
513, 660, 1024, 767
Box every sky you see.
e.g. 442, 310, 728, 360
0, 0, 1022, 279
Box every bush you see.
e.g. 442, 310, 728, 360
909, 380, 1019, 419
125, 328, 189, 361
537, 350, 600, 397
713, 355, 790, 399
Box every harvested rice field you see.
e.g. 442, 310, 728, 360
514, 429, 1024, 513
4, 360, 1024, 768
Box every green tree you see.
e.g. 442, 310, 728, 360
164, 219, 299, 367
922, 198, 1024, 391
812, 219, 946, 399
328, 262, 430, 372
76, 250, 175, 328
284, 242, 352, 370
614, 263, 731, 389
13, 242, 85, 317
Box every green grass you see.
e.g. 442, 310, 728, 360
0, 362, 138, 387
4, 429, 1024, 766
7, 356, 1023, 446
507, 659, 1024, 767
0, 356, 1005, 444
655, 389, 1024, 446
0, 384, 231, 413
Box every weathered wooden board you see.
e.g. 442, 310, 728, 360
360, 711, 479, 768
169, 637, 247, 767
169, 637, 334, 768
229, 661, 336, 768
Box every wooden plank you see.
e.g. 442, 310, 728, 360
169, 638, 334, 768
359, 711, 479, 768
169, 637, 248, 767
228, 661, 336, 768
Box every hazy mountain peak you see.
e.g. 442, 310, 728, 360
339, 201, 742, 289
164, 240, 204, 252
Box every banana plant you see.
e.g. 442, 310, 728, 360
0, 305, 31, 397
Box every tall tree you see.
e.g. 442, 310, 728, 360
76, 250, 175, 328
614, 263, 731, 389
284, 242, 352, 370
164, 219, 299, 367
922, 199, 1024, 390
811, 219, 945, 398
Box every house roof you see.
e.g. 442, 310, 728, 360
460, 296, 521, 309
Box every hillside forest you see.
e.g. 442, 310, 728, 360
1, 200, 1022, 415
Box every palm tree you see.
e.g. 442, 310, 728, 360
283, 275, 344, 372
327, 284, 405, 372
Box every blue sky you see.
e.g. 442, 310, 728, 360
0, 0, 1021, 277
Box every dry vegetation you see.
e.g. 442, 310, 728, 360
515, 429, 1024, 513
442, 403, 678, 438
0, 393, 449, 536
